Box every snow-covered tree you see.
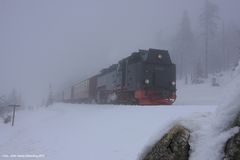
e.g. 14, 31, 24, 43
200, 0, 219, 77
46, 84, 53, 106
172, 11, 195, 80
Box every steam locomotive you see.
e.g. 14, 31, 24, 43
60, 49, 176, 105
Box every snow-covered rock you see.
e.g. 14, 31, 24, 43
224, 113, 240, 160
141, 125, 190, 160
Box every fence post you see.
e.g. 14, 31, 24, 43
8, 104, 20, 127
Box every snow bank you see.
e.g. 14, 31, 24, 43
177, 62, 240, 160
141, 62, 240, 160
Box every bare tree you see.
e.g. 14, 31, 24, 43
200, 0, 219, 78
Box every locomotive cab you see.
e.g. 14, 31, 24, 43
129, 49, 176, 105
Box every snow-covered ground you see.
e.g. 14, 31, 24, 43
0, 105, 217, 160
1, 69, 240, 160
175, 71, 233, 105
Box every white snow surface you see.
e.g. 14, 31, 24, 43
1, 66, 240, 160
0, 105, 217, 160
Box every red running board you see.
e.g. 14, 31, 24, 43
134, 89, 176, 105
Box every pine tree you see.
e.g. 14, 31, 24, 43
173, 11, 195, 80
46, 84, 53, 107
200, 0, 219, 78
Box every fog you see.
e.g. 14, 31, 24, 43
0, 0, 239, 106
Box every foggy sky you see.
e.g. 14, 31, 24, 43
0, 0, 239, 105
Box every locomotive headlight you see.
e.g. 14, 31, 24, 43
171, 81, 176, 85
158, 54, 162, 59
145, 79, 150, 84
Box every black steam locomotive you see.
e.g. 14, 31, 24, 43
60, 49, 176, 105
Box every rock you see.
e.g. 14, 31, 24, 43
141, 125, 190, 160
233, 113, 240, 127
224, 113, 240, 160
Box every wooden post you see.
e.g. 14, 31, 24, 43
8, 104, 20, 127
12, 105, 16, 126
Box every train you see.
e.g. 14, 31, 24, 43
58, 49, 176, 105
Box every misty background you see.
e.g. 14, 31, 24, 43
0, 0, 240, 106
